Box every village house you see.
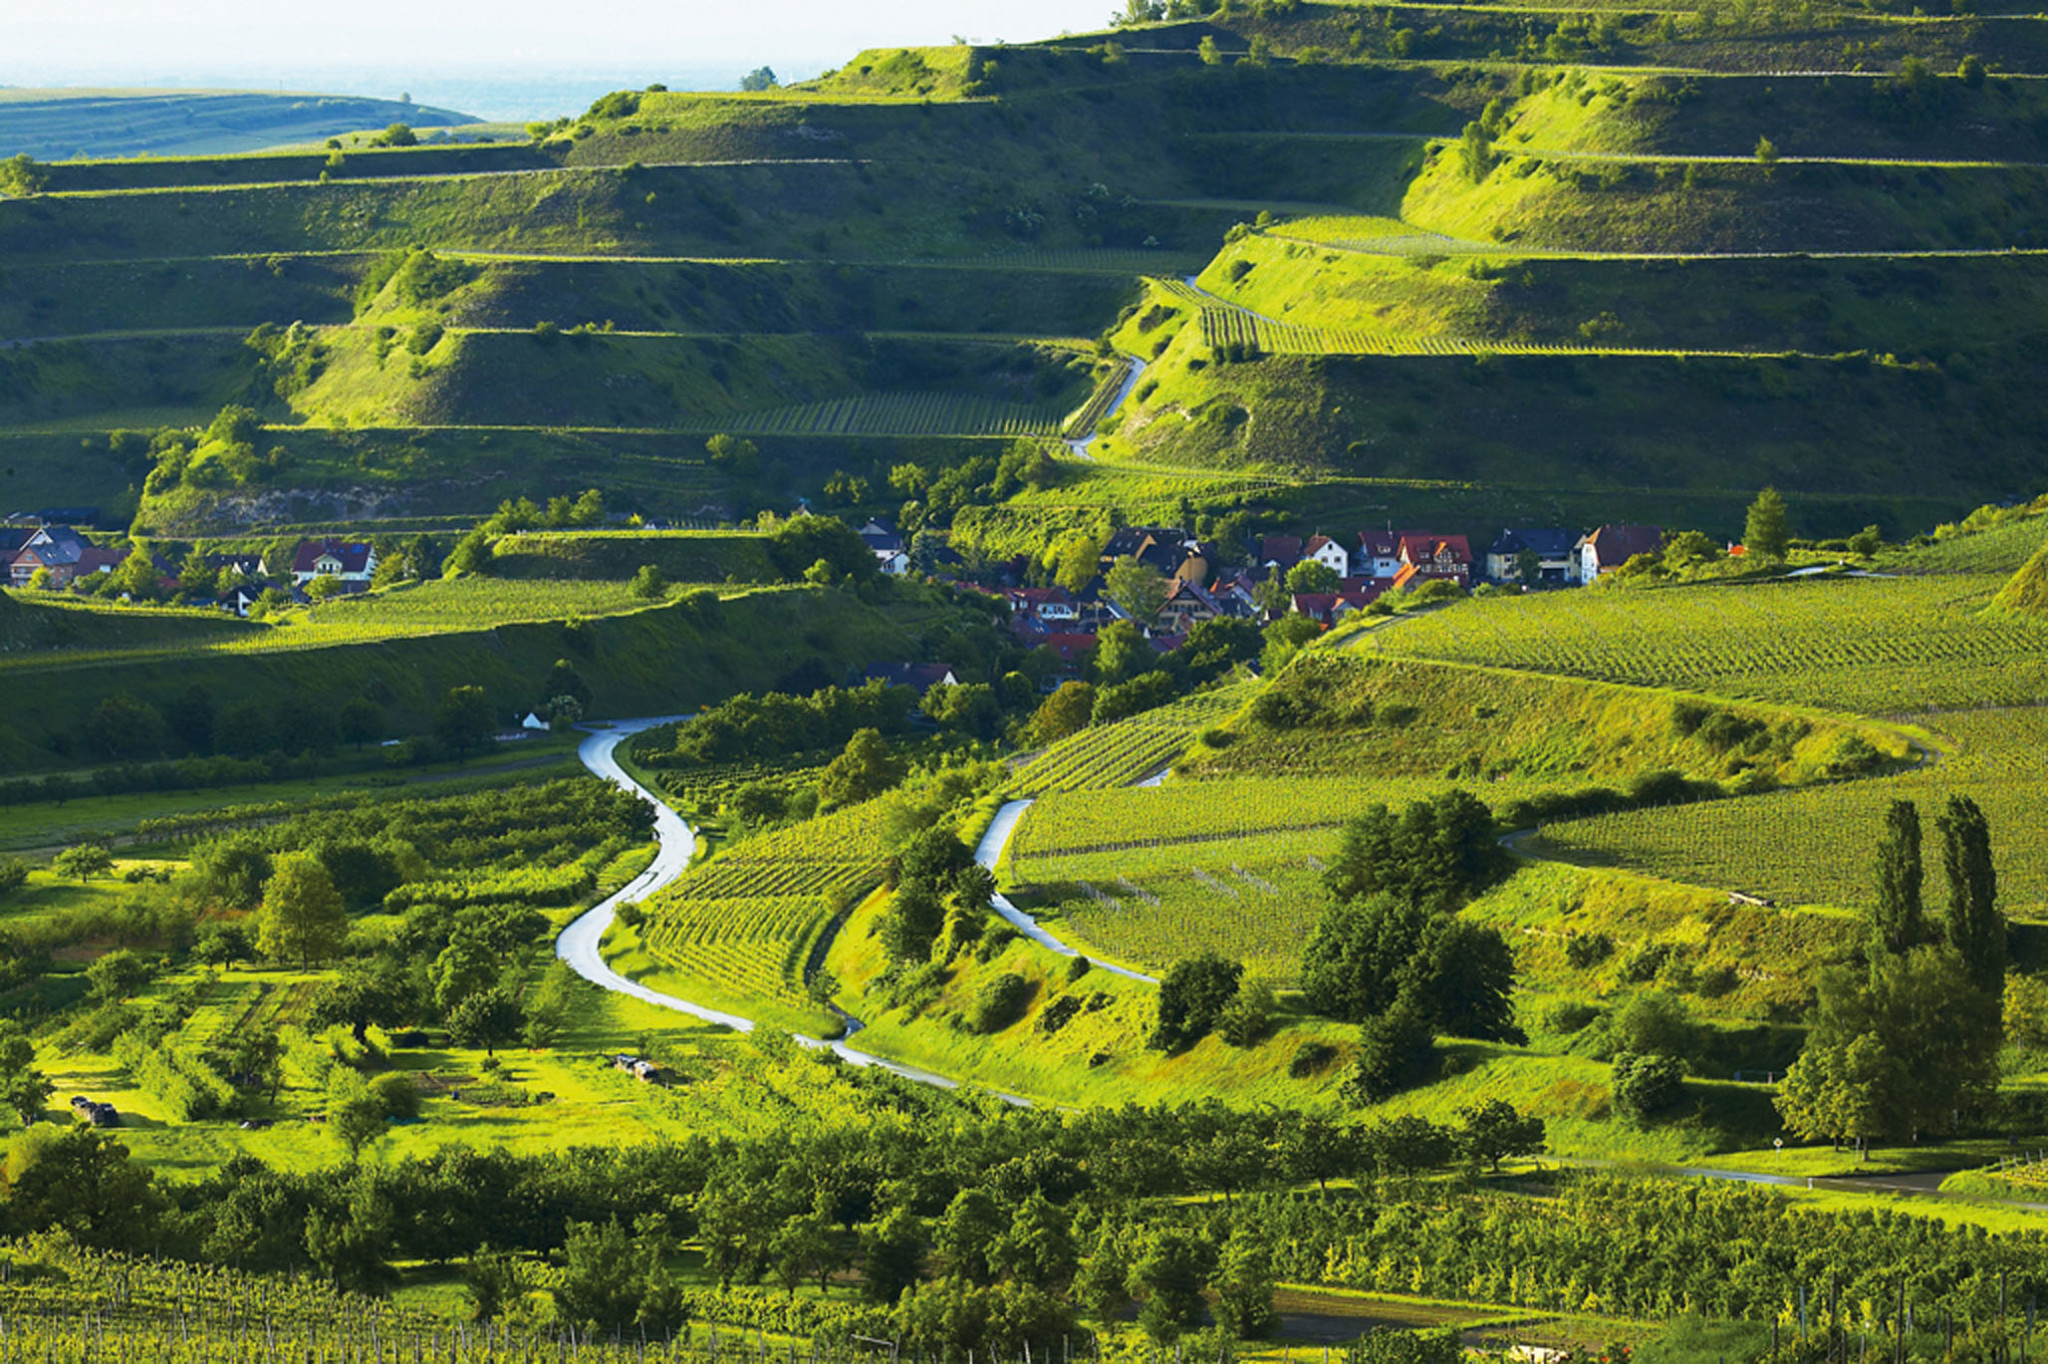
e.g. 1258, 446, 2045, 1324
1000, 586, 1082, 634
1576, 525, 1665, 582
289, 539, 377, 587
7, 525, 85, 587
861, 662, 961, 694
205, 552, 266, 580
858, 518, 909, 576
1103, 526, 1215, 586
1208, 572, 1262, 620
1156, 579, 1224, 634
1301, 533, 1350, 579
1256, 534, 1303, 571
1486, 528, 1577, 585
1394, 534, 1475, 588
1033, 632, 1096, 689
1354, 530, 1403, 581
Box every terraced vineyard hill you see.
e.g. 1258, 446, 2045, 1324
6, 10, 2048, 540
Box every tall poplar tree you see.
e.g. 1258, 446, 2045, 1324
1937, 795, 2005, 995
1870, 799, 1927, 958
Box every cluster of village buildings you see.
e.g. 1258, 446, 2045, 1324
856, 517, 1666, 669
3, 522, 377, 614
8, 514, 1664, 655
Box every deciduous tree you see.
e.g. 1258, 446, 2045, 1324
256, 851, 347, 967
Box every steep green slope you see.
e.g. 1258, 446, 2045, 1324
7, 9, 2048, 532
1995, 542, 2048, 616
0, 584, 938, 770
0, 89, 474, 161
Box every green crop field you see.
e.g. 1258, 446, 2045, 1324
631, 800, 892, 1031
1372, 574, 2048, 713
1531, 707, 2048, 916
5, 6, 2048, 1349
0, 579, 667, 674
1009, 683, 1256, 796
1879, 515, 2048, 576
675, 391, 1075, 438
1011, 774, 1458, 871
1046, 858, 1331, 984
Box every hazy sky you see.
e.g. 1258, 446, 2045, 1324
10, 0, 1115, 86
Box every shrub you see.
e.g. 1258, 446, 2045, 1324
1564, 932, 1615, 969
970, 972, 1034, 1033
1344, 1000, 1435, 1102
1038, 994, 1085, 1035
1217, 980, 1277, 1047
1289, 1040, 1338, 1078
1543, 1000, 1601, 1035
1610, 1050, 1686, 1121
1151, 951, 1242, 1050
1065, 954, 1092, 983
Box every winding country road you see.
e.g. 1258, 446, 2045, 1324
1064, 353, 1147, 460
557, 723, 2048, 1211
554, 718, 989, 1092
974, 799, 1158, 984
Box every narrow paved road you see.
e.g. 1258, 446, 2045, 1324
974, 800, 1158, 984
555, 718, 1007, 1093
565, 726, 2048, 1207
1065, 353, 1147, 460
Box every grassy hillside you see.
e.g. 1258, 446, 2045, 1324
0, 89, 475, 161
5, 26, 2047, 532
1994, 541, 2048, 616
1372, 572, 2048, 713
0, 581, 944, 770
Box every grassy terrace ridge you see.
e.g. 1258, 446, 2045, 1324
1368, 571, 2048, 713
0, 581, 947, 769
0, 88, 479, 162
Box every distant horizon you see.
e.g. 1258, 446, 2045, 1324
8, 0, 1110, 121
0, 65, 840, 124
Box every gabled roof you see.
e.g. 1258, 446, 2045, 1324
1258, 534, 1303, 565
12, 536, 84, 570
0, 528, 36, 558
293, 539, 373, 575
1035, 633, 1097, 666
1397, 533, 1474, 566
1007, 586, 1075, 607
1304, 533, 1343, 557
75, 546, 128, 575
1580, 524, 1665, 566
861, 662, 960, 693
1490, 528, 1577, 558
1147, 631, 1186, 654
859, 518, 905, 553
1162, 579, 1222, 613
1356, 530, 1400, 558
